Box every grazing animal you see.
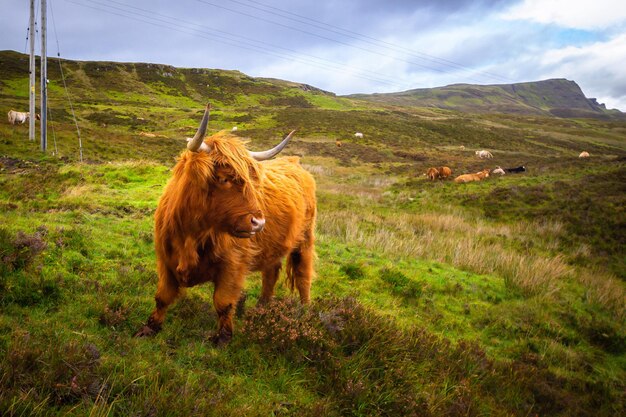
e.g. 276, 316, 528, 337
231, 126, 238, 132
475, 150, 493, 159
7, 110, 39, 125
354, 132, 363, 139
454, 169, 490, 183
459, 145, 465, 150
437, 166, 452, 179
135, 104, 317, 345
579, 151, 590, 158
335, 140, 342, 148
492, 166, 505, 175
504, 166, 526, 173
426, 167, 439, 180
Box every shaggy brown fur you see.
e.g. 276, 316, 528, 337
426, 167, 439, 180
437, 166, 452, 179
426, 166, 452, 180
135, 129, 317, 345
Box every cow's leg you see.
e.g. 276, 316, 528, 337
212, 272, 245, 346
288, 229, 315, 304
135, 261, 180, 337
258, 261, 282, 305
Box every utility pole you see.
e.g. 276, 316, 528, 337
29, 0, 36, 142
40, 0, 47, 152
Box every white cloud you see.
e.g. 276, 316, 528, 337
538, 33, 626, 110
502, 0, 626, 29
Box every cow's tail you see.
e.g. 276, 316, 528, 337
285, 230, 316, 293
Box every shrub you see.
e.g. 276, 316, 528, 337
99, 299, 130, 329
241, 297, 333, 364
0, 228, 47, 274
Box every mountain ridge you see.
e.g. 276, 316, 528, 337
0, 50, 623, 119
346, 78, 624, 119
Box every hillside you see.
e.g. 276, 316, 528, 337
1, 50, 625, 416
347, 79, 626, 118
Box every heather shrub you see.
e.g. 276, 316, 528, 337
0, 228, 47, 273
241, 297, 334, 364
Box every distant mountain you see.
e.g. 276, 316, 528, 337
1, 50, 622, 120
346, 79, 624, 119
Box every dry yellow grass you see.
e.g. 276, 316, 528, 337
578, 269, 626, 320
318, 209, 575, 296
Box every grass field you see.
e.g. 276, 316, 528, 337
1, 51, 625, 416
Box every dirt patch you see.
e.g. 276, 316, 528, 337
0, 157, 34, 173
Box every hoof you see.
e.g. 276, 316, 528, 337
210, 331, 232, 347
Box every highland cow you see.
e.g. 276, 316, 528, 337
135, 104, 317, 345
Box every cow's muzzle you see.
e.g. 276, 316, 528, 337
233, 215, 265, 238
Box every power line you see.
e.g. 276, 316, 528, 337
24, 28, 29, 54
230, 0, 511, 82
50, 0, 83, 161
67, 0, 411, 89
27, 0, 42, 56
92, 0, 405, 88
194, 0, 497, 84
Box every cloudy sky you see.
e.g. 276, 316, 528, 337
1, 0, 626, 110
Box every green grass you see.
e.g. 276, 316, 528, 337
0, 50, 625, 416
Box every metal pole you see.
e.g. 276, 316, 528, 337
40, 0, 47, 152
29, 0, 36, 142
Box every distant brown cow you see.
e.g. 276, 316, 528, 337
437, 166, 452, 179
135, 104, 317, 345
426, 166, 452, 180
454, 169, 490, 183
335, 140, 342, 147
426, 167, 439, 180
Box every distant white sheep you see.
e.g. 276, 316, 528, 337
232, 126, 238, 132
579, 151, 590, 158
354, 132, 363, 138
476, 150, 493, 159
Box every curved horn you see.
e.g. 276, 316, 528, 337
187, 103, 211, 152
249, 130, 296, 161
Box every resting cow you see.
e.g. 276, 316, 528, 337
135, 104, 317, 345
335, 140, 342, 148
7, 110, 40, 125
504, 166, 526, 173
579, 151, 590, 158
492, 166, 505, 175
454, 169, 490, 183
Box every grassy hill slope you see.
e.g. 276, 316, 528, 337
1, 50, 625, 416
347, 78, 626, 118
